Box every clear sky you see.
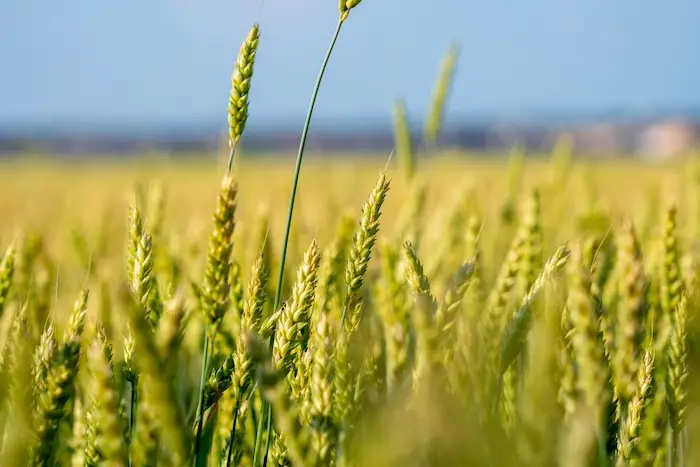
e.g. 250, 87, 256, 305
1, 0, 699, 129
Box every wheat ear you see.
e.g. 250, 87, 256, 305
227, 24, 261, 171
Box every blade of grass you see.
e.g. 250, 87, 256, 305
192, 334, 212, 466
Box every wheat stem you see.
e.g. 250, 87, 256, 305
256, 18, 345, 467
224, 392, 243, 467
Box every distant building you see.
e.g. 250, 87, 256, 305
639, 120, 698, 159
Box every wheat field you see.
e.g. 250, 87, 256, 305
2, 1, 700, 466
1, 152, 699, 467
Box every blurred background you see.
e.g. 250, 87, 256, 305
1, 0, 699, 159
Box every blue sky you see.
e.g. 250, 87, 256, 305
1, 0, 699, 129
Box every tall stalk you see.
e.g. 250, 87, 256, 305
254, 16, 346, 467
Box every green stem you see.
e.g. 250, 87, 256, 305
261, 407, 274, 467
249, 389, 259, 437
253, 17, 345, 467
192, 333, 212, 466
252, 396, 266, 467
224, 393, 243, 467
129, 379, 138, 467
227, 146, 237, 174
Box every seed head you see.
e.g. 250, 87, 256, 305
228, 24, 261, 148
341, 0, 363, 20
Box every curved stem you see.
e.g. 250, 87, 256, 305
252, 17, 345, 467
271, 18, 344, 317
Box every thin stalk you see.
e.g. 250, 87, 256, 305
192, 334, 212, 466
260, 401, 273, 467
253, 18, 345, 467
227, 146, 236, 174
249, 390, 259, 437
129, 380, 138, 467
269, 17, 344, 317
224, 393, 244, 467
253, 399, 266, 467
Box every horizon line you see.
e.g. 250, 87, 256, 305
2, 106, 700, 136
